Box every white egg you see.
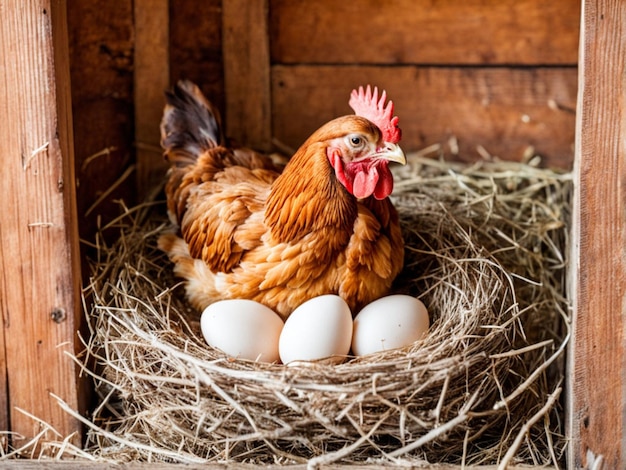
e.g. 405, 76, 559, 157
279, 295, 353, 364
352, 295, 429, 356
200, 299, 284, 363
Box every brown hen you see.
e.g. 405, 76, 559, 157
159, 81, 405, 319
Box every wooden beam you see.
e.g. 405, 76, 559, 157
169, 0, 225, 115
0, 0, 82, 447
270, 0, 580, 66
272, 65, 577, 169
134, 0, 170, 200
0, 463, 552, 470
568, 0, 626, 468
222, 0, 272, 150
67, 0, 136, 241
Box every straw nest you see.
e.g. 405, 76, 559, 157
74, 151, 571, 467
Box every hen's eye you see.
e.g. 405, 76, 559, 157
350, 136, 362, 146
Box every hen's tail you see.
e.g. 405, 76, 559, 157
160, 80, 224, 167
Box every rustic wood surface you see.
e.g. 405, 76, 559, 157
272, 65, 577, 168
134, 0, 170, 200
0, 0, 81, 446
67, 0, 135, 240
0, 463, 552, 470
270, 0, 580, 65
223, 0, 272, 151
568, 0, 626, 468
170, 0, 225, 118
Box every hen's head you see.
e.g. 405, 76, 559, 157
326, 85, 405, 200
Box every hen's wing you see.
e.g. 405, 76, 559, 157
160, 80, 283, 273
177, 161, 280, 273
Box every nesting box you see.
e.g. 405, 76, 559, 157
0, 0, 622, 468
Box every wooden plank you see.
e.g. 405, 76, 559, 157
222, 0, 272, 150
0, 0, 82, 447
567, 0, 626, 468
134, 0, 170, 199
270, 0, 580, 65
68, 0, 136, 240
272, 65, 577, 169
0, 214, 7, 444
169, 0, 225, 116
0, 463, 552, 470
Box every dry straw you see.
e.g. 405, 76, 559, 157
73, 150, 572, 468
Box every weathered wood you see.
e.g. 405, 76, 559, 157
0, 463, 552, 470
170, 0, 225, 116
272, 65, 577, 168
134, 0, 170, 199
270, 0, 580, 65
568, 0, 626, 468
0, 0, 81, 446
67, 0, 135, 238
222, 0, 272, 150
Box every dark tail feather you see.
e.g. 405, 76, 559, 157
160, 80, 224, 166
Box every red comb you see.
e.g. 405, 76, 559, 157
349, 85, 401, 144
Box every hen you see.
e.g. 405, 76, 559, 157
159, 81, 406, 319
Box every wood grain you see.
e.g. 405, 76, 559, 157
134, 0, 170, 199
272, 65, 577, 169
568, 0, 626, 468
222, 0, 272, 151
0, 463, 553, 470
170, 0, 225, 117
0, 0, 81, 447
270, 0, 580, 65
67, 0, 136, 239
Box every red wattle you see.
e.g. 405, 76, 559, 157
353, 168, 379, 199
373, 167, 394, 200
328, 149, 394, 200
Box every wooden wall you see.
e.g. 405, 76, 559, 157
569, 0, 626, 467
267, 1, 579, 168
68, 0, 579, 242
67, 0, 135, 242
68, 0, 224, 239
0, 0, 83, 449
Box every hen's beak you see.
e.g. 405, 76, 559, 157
380, 142, 406, 165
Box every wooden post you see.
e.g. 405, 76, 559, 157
0, 0, 82, 447
222, 0, 272, 150
568, 0, 626, 467
134, 0, 170, 200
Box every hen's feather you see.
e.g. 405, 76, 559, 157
159, 81, 404, 318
